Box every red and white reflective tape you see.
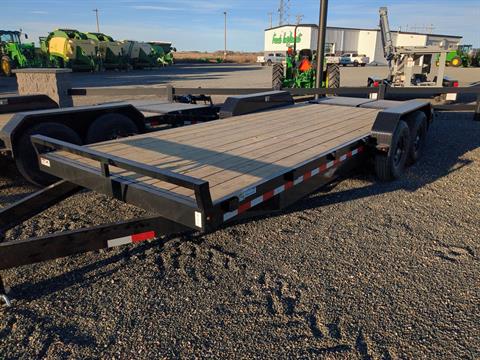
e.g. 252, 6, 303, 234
223, 146, 364, 222
107, 231, 156, 248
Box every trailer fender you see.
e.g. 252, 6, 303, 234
1, 104, 145, 157
370, 100, 432, 153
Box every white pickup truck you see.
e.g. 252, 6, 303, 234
340, 53, 369, 67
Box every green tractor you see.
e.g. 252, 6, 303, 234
0, 30, 40, 76
272, 47, 340, 90
40, 29, 98, 71
437, 45, 472, 67
86, 32, 127, 70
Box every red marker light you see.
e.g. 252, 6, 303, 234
453, 81, 459, 87
373, 81, 379, 87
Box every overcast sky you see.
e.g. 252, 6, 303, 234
2, 0, 479, 51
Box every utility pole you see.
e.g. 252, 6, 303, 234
268, 12, 273, 28
315, 0, 328, 96
223, 11, 227, 60
295, 14, 304, 25
93, 8, 100, 32
278, 0, 290, 25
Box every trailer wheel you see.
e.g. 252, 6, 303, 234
272, 63, 284, 90
406, 111, 428, 164
86, 113, 139, 144
374, 120, 410, 181
15, 122, 82, 186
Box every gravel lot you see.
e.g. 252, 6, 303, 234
0, 65, 479, 359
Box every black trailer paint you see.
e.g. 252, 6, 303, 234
0, 95, 433, 305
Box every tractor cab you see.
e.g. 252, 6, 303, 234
0, 31, 22, 45
297, 49, 314, 72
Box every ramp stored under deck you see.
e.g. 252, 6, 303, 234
47, 103, 380, 204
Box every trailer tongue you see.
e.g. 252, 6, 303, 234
0, 93, 432, 306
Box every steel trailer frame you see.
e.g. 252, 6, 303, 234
0, 95, 433, 306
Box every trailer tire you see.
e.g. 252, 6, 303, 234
406, 111, 428, 164
85, 113, 139, 144
272, 63, 284, 90
374, 120, 410, 181
326, 63, 340, 89
15, 122, 82, 186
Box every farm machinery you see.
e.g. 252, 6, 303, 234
40, 29, 98, 71
271, 24, 340, 90
122, 40, 159, 69
272, 48, 340, 90
0, 30, 41, 76
436, 45, 479, 67
368, 7, 458, 100
86, 32, 127, 70
149, 41, 176, 66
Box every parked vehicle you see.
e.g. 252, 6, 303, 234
340, 53, 369, 67
0, 91, 435, 302
258, 52, 286, 66
325, 53, 340, 64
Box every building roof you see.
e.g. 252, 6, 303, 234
265, 24, 462, 39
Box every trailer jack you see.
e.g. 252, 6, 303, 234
0, 277, 11, 307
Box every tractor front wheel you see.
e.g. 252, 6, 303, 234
1, 56, 13, 77
450, 56, 462, 67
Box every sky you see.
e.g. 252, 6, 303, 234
2, 0, 479, 51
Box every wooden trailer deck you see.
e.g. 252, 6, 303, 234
51, 103, 380, 204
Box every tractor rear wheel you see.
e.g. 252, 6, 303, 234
326, 63, 340, 89
1, 56, 12, 77
272, 63, 284, 90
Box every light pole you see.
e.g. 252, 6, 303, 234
315, 0, 328, 94
223, 11, 227, 60
93, 8, 100, 32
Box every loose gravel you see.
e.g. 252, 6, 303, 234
0, 110, 479, 359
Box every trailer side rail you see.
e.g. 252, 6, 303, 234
31, 135, 214, 213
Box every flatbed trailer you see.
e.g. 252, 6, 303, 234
0, 94, 220, 185
0, 94, 433, 306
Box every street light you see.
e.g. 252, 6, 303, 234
223, 11, 227, 60
93, 8, 100, 32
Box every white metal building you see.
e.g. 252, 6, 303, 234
264, 25, 462, 64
